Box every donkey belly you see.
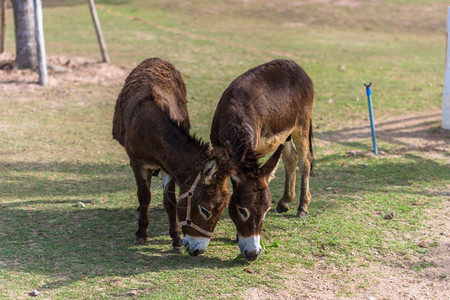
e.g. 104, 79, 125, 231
255, 129, 292, 156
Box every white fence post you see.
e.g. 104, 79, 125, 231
442, 6, 450, 129
34, 0, 47, 86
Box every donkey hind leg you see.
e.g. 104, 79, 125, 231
130, 160, 153, 244
292, 128, 312, 218
162, 171, 183, 254
276, 140, 298, 213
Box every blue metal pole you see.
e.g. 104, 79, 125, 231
364, 82, 378, 156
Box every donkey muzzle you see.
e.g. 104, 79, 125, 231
183, 235, 210, 256
244, 249, 262, 261
238, 234, 262, 261
190, 248, 205, 257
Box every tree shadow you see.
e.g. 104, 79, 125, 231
315, 152, 448, 192
42, 0, 133, 8
0, 200, 238, 292
267, 149, 449, 222
0, 158, 247, 291
0, 161, 134, 198
316, 112, 450, 155
0, 80, 40, 85
1, 149, 448, 292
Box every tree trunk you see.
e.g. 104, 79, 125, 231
1, 0, 6, 53
12, 0, 37, 69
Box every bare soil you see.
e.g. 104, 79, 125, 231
0, 53, 128, 91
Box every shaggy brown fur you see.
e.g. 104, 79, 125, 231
113, 57, 190, 145
112, 58, 231, 255
211, 59, 314, 259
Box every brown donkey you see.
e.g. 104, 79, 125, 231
113, 58, 231, 256
210, 59, 314, 261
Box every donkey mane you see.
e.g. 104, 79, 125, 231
166, 117, 211, 156
164, 115, 234, 185
221, 99, 262, 175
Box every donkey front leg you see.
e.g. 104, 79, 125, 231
276, 140, 298, 213
162, 171, 183, 254
130, 160, 152, 244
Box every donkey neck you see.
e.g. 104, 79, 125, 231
161, 123, 209, 188
224, 103, 259, 164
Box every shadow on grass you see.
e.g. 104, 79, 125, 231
42, 0, 132, 8
312, 153, 449, 200
1, 152, 448, 290
316, 112, 450, 154
268, 150, 449, 221
0, 160, 241, 290
0, 201, 238, 291
0, 161, 134, 198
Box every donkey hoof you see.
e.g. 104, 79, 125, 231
296, 210, 308, 218
134, 236, 147, 245
276, 203, 289, 213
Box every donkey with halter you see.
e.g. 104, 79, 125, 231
113, 58, 232, 256
210, 59, 314, 261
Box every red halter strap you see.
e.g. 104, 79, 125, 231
177, 173, 213, 238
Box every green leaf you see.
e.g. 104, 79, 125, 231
260, 239, 280, 250
265, 241, 280, 248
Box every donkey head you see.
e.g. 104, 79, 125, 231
177, 148, 231, 256
228, 144, 284, 261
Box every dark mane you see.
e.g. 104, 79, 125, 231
166, 117, 211, 156
218, 98, 261, 175
211, 146, 235, 182
165, 116, 232, 186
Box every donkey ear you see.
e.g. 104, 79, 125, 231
260, 144, 284, 182
202, 159, 218, 185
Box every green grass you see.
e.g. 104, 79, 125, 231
1, 0, 449, 298
411, 261, 438, 271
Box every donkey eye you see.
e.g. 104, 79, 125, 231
237, 206, 249, 221
199, 205, 211, 220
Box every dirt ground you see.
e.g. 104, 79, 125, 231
1, 55, 449, 299
0, 53, 128, 91
249, 203, 449, 299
